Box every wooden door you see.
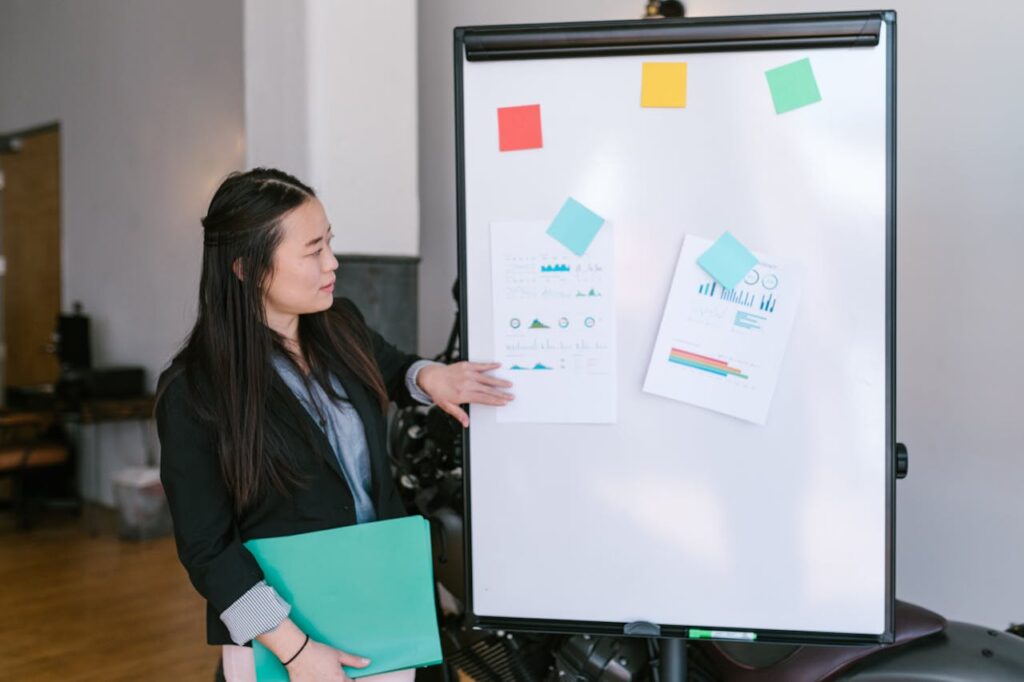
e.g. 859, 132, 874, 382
0, 126, 61, 387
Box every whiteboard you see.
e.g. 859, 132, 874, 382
457, 12, 895, 644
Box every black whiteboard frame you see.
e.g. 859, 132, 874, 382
454, 10, 898, 646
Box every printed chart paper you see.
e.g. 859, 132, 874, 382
643, 235, 803, 425
490, 221, 617, 423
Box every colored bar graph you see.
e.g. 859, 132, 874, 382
668, 348, 748, 379
714, 287, 755, 307
698, 283, 762, 309
759, 294, 777, 313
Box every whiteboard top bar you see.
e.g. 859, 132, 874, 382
459, 11, 888, 61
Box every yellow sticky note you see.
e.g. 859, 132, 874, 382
641, 62, 687, 108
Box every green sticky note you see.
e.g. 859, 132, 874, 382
697, 232, 758, 290
765, 58, 822, 114
546, 197, 605, 256
246, 516, 442, 680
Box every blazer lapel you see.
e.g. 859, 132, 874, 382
268, 372, 347, 483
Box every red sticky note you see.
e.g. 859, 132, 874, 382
497, 104, 543, 152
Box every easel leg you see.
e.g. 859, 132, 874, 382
659, 637, 687, 682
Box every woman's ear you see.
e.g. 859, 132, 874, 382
232, 257, 244, 282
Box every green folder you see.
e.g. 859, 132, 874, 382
244, 516, 443, 680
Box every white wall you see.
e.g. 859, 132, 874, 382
416, 0, 642, 356
244, 0, 310, 179
0, 0, 418, 503
685, 0, 1024, 635
0, 0, 245, 386
0, 0, 245, 503
246, 0, 419, 257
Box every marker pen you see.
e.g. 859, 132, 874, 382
688, 629, 757, 641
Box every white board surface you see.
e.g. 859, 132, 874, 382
459, 17, 892, 638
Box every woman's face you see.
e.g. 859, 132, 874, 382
263, 197, 338, 320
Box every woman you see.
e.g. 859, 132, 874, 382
156, 168, 513, 681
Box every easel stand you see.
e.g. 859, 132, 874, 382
658, 638, 687, 682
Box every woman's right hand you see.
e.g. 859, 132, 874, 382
286, 639, 371, 681
257, 618, 370, 681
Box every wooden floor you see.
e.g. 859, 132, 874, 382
0, 508, 221, 681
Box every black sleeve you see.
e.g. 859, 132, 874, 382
156, 373, 265, 614
333, 297, 424, 408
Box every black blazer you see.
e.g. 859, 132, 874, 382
156, 298, 421, 646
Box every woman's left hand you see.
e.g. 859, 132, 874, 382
416, 361, 514, 428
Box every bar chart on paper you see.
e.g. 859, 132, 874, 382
668, 348, 749, 379
643, 235, 804, 424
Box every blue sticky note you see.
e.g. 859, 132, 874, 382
697, 232, 758, 290
546, 197, 605, 256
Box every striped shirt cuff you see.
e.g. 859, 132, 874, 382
406, 360, 441, 405
220, 580, 291, 645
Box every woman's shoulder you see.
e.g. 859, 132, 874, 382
156, 361, 190, 405
154, 362, 210, 429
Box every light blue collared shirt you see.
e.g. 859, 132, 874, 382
270, 354, 435, 523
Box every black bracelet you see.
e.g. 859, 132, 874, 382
283, 634, 310, 667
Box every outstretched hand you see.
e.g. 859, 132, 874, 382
416, 361, 514, 427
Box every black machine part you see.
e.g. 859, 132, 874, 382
696, 604, 1024, 681
554, 635, 651, 682
443, 630, 555, 682
841, 621, 1024, 681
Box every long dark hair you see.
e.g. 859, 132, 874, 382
161, 168, 388, 513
